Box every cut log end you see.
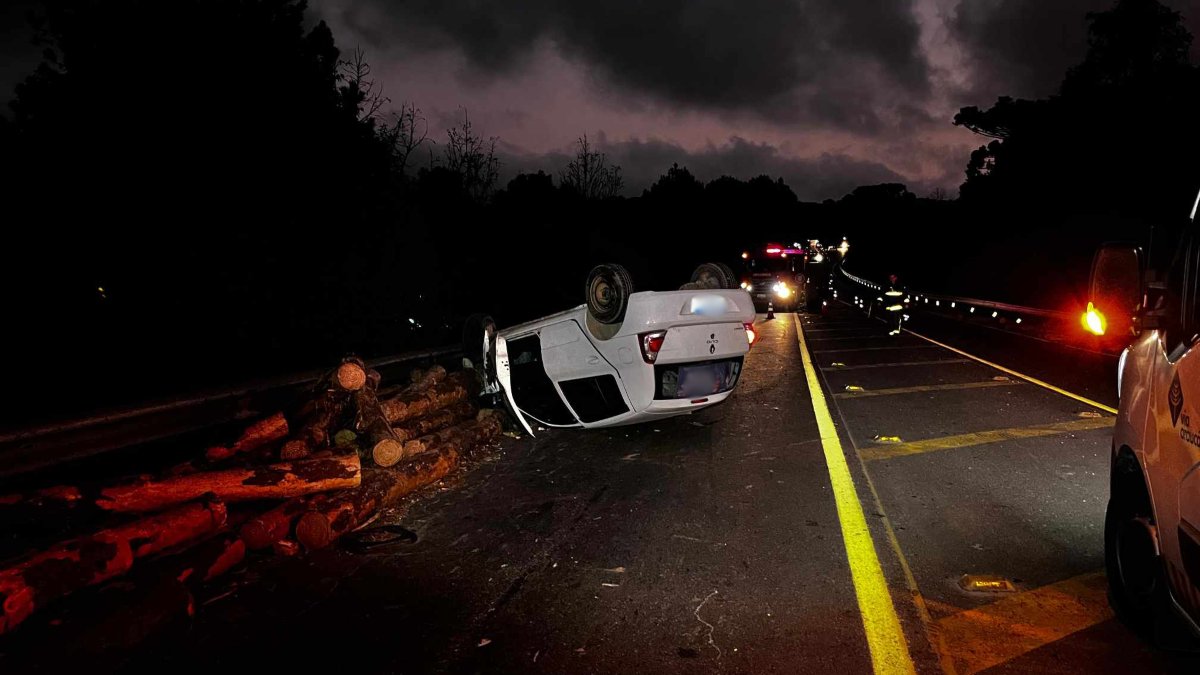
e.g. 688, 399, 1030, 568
336, 362, 368, 392
372, 439, 405, 468
294, 512, 334, 550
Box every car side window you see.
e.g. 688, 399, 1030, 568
1188, 237, 1200, 343
1163, 232, 1199, 360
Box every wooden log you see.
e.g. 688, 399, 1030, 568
401, 409, 504, 458
0, 485, 90, 528
204, 412, 289, 463
380, 371, 473, 425
280, 389, 353, 461
295, 447, 469, 550
410, 364, 447, 389
352, 370, 406, 467
51, 532, 244, 655
166, 533, 247, 587
95, 454, 361, 513
335, 357, 368, 392
294, 411, 498, 551
294, 468, 408, 550
239, 496, 317, 549
0, 499, 227, 635
391, 400, 477, 443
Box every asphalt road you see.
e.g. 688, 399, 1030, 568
6, 303, 1200, 673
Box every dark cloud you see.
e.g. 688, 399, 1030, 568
318, 0, 931, 131
500, 136, 909, 202
951, 0, 1200, 101
0, 1, 42, 107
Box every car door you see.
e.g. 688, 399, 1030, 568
1157, 233, 1200, 623
538, 319, 631, 424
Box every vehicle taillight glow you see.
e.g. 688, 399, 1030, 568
1082, 302, 1107, 336
744, 322, 756, 347
640, 330, 667, 363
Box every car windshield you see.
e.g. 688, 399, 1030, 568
746, 257, 796, 274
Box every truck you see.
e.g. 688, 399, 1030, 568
1092, 193, 1200, 641
740, 242, 827, 312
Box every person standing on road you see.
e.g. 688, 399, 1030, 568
886, 273, 906, 336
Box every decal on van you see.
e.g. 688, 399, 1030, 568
1170, 372, 1185, 427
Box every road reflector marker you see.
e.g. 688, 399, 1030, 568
832, 362, 847, 367
936, 571, 1111, 675
874, 435, 903, 443
992, 376, 1010, 382
1078, 411, 1102, 418
958, 574, 1017, 593
794, 314, 916, 675
846, 385, 865, 392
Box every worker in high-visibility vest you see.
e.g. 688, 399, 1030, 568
884, 273, 906, 336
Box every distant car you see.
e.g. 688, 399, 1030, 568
464, 263, 756, 433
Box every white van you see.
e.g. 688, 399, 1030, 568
1099, 196, 1200, 639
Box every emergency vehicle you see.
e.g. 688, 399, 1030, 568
740, 243, 802, 311
1096, 190, 1200, 640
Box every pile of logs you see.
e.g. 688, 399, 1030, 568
0, 357, 505, 639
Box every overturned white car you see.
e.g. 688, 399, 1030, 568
464, 263, 756, 433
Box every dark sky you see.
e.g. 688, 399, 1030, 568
4, 0, 1200, 200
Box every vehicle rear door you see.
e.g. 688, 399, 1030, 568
539, 320, 631, 424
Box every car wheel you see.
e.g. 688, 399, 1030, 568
691, 262, 738, 289
462, 313, 497, 383
1105, 453, 1167, 638
586, 264, 634, 324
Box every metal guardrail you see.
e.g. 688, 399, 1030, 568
0, 344, 460, 480
835, 265, 1075, 322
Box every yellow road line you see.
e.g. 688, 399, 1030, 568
904, 329, 1118, 415
815, 345, 940, 354
935, 571, 1111, 675
860, 417, 1115, 462
835, 380, 1024, 399
810, 334, 898, 341
794, 314, 916, 675
829, 359, 972, 371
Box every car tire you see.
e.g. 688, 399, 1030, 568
691, 262, 738, 290
586, 264, 634, 325
462, 313, 497, 383
1105, 453, 1168, 638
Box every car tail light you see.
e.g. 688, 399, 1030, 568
744, 322, 757, 347
639, 330, 667, 363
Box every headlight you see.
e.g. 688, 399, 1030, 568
773, 282, 792, 299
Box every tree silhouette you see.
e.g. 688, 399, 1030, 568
645, 162, 704, 201
559, 134, 623, 200
954, 0, 1200, 219
379, 101, 430, 179
443, 108, 499, 202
